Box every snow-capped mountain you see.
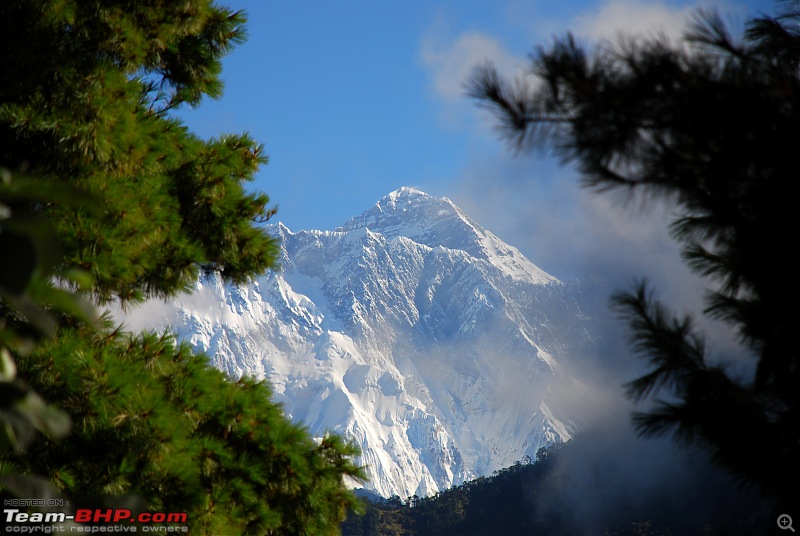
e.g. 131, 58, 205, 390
121, 187, 595, 498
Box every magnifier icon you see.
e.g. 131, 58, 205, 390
778, 514, 795, 532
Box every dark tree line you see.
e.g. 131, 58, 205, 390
341, 443, 765, 535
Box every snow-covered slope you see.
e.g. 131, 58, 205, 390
121, 187, 594, 498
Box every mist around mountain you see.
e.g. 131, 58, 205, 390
115, 187, 775, 533
121, 187, 602, 499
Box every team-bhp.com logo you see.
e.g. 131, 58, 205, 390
4, 507, 188, 533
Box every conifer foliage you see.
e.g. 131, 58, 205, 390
0, 0, 280, 303
1, 1, 363, 533
469, 3, 799, 511
16, 323, 363, 534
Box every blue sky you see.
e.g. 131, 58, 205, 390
180, 0, 768, 314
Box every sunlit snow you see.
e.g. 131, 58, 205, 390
119, 188, 593, 498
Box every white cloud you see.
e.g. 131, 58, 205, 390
419, 30, 522, 102
415, 0, 705, 139
572, 0, 698, 43
419, 1, 737, 104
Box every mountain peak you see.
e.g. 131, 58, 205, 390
338, 188, 558, 286
385, 186, 431, 203
339, 187, 458, 233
